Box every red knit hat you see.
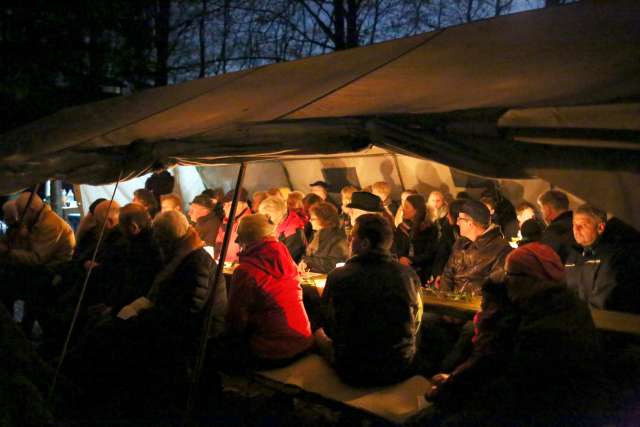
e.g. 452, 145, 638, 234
506, 242, 565, 282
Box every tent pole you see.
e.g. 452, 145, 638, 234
47, 171, 123, 402
392, 153, 406, 191
16, 183, 40, 229
185, 161, 247, 425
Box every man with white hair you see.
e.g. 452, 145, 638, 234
0, 192, 75, 267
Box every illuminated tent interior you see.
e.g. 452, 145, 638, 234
1, 0, 639, 226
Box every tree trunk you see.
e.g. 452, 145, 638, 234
198, 0, 207, 78
466, 0, 474, 22
345, 0, 359, 48
154, 0, 171, 86
220, 0, 230, 73
333, 0, 346, 50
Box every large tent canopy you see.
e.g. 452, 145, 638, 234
2, 0, 639, 223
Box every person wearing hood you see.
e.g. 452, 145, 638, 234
225, 214, 313, 368
417, 242, 612, 426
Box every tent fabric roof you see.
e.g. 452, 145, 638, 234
1, 0, 639, 194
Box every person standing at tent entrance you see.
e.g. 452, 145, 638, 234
216, 189, 251, 263
537, 190, 577, 263
565, 204, 640, 313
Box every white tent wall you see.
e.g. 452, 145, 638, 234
79, 173, 151, 215
78, 156, 619, 228
198, 162, 290, 196
78, 166, 205, 214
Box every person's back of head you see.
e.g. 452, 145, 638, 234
352, 213, 393, 256
120, 203, 152, 237
504, 241, 565, 303
537, 190, 569, 223
520, 218, 543, 244
153, 210, 190, 247
133, 188, 158, 215
236, 213, 275, 247
94, 200, 121, 231
258, 196, 287, 226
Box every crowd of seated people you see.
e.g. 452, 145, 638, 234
1, 177, 640, 425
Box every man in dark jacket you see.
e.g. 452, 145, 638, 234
315, 214, 422, 386
566, 204, 640, 313
538, 189, 577, 263
440, 200, 512, 295
415, 242, 613, 426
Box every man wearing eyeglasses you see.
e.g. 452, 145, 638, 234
422, 200, 512, 374
439, 200, 512, 296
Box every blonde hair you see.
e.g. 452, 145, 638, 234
371, 181, 391, 199
237, 214, 275, 244
287, 191, 305, 210
153, 210, 190, 241
160, 193, 182, 210
258, 196, 287, 225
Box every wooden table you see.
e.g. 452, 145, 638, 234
222, 264, 640, 337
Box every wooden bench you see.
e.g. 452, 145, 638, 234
255, 353, 431, 425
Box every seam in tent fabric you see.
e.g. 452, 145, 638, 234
272, 29, 447, 122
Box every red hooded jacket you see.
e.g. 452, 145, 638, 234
227, 237, 313, 360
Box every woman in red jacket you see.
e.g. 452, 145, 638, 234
226, 213, 313, 369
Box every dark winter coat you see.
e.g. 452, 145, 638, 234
321, 250, 422, 386
104, 228, 163, 313
566, 240, 640, 313
431, 217, 458, 277
303, 227, 349, 274
433, 280, 612, 425
540, 210, 577, 263
395, 220, 439, 282
440, 227, 512, 294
